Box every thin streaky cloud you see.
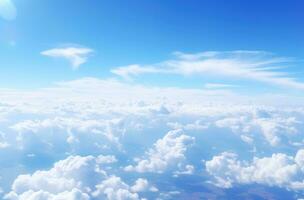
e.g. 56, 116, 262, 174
111, 51, 304, 90
111, 64, 165, 80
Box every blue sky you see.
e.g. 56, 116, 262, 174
0, 0, 303, 90
2, 1, 304, 200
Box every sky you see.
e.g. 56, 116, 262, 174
0, 0, 303, 90
1, 0, 304, 200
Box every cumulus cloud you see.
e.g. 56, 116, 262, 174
41, 47, 93, 69
111, 51, 304, 90
4, 189, 90, 200
0, 0, 16, 20
7, 155, 106, 196
215, 112, 300, 146
130, 178, 158, 193
131, 178, 149, 193
96, 155, 117, 164
124, 129, 194, 173
5, 155, 144, 200
10, 117, 126, 151
205, 150, 304, 190
93, 176, 140, 200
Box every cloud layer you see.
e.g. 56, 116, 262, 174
0, 78, 304, 199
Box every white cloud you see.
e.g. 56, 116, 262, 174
0, 0, 16, 20
1, 77, 303, 107
5, 155, 144, 200
254, 116, 299, 146
111, 51, 304, 90
1, 78, 303, 157
215, 113, 300, 146
205, 150, 304, 190
131, 178, 149, 193
8, 155, 106, 196
41, 47, 93, 69
124, 129, 194, 173
173, 164, 195, 177
4, 189, 90, 200
10, 117, 126, 150
96, 155, 117, 164
0, 78, 303, 165
204, 83, 237, 89
167, 120, 209, 131
0, 141, 9, 148
92, 176, 140, 200
130, 178, 158, 193
4, 155, 106, 199
111, 64, 164, 80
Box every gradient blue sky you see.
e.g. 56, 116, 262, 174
0, 0, 303, 91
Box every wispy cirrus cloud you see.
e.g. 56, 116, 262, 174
111, 50, 304, 90
41, 46, 93, 69
0, 0, 17, 20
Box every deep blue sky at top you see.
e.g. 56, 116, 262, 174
0, 0, 303, 88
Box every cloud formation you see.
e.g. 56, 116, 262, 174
206, 150, 304, 191
125, 129, 194, 173
41, 47, 93, 69
111, 51, 304, 90
5, 155, 145, 200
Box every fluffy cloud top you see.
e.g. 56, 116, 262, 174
41, 47, 93, 69
7, 155, 106, 196
5, 155, 145, 200
125, 129, 194, 173
93, 176, 140, 200
206, 150, 304, 190
5, 189, 90, 200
